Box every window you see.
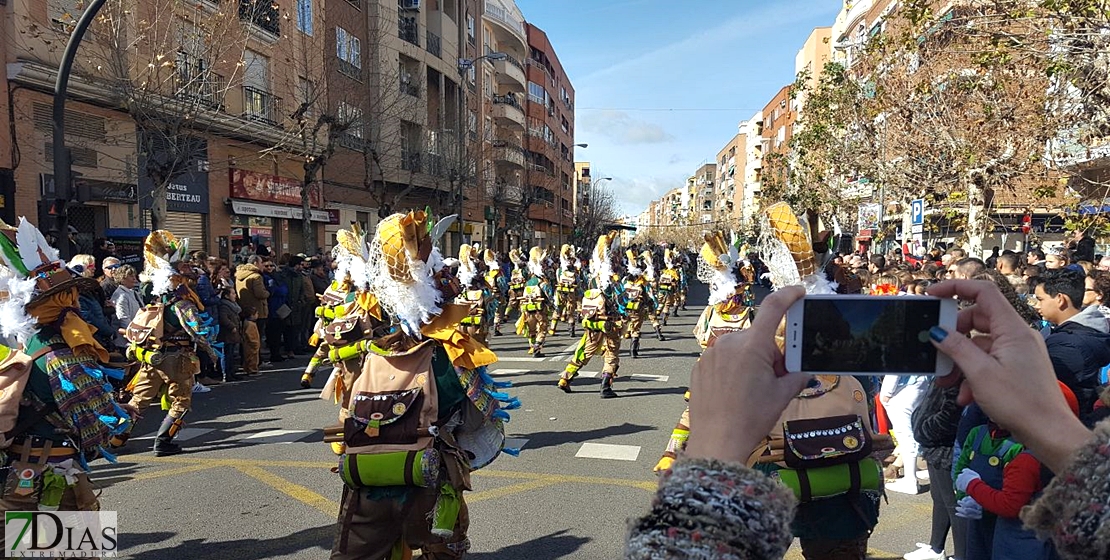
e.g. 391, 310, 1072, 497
243, 49, 270, 90
467, 15, 475, 41
297, 77, 314, 117
528, 81, 546, 105
296, 0, 313, 35
336, 27, 361, 71
484, 70, 493, 98
338, 102, 363, 138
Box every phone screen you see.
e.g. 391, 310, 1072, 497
801, 298, 940, 373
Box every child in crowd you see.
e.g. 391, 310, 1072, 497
217, 283, 243, 382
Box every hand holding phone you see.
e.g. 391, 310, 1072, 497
784, 294, 957, 376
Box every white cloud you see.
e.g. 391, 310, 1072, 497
581, 110, 674, 145
602, 174, 687, 216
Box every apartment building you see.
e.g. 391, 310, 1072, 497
715, 132, 746, 226
740, 112, 764, 228
523, 22, 575, 248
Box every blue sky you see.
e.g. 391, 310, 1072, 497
515, 0, 843, 216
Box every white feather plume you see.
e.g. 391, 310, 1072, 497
643, 258, 656, 282
527, 259, 544, 278
148, 255, 176, 296
16, 217, 58, 271
0, 273, 36, 345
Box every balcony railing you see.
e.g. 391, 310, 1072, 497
399, 16, 419, 47
401, 149, 422, 172
426, 31, 441, 58
175, 52, 224, 109
492, 93, 521, 108
243, 86, 281, 125
484, 3, 525, 39
239, 0, 280, 35
400, 79, 420, 97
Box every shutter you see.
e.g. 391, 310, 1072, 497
142, 211, 207, 251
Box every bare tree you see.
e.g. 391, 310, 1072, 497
572, 179, 619, 246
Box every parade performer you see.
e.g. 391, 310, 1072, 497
329, 210, 519, 560
747, 203, 881, 559
676, 249, 691, 312
653, 231, 756, 473
621, 250, 664, 359
549, 244, 580, 337
111, 230, 219, 456
485, 249, 510, 337
515, 247, 553, 357
301, 226, 385, 458
0, 218, 132, 525
656, 248, 683, 323
557, 232, 625, 398
454, 244, 494, 345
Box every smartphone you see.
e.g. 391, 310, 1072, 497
784, 294, 957, 376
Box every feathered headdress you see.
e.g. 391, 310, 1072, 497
697, 231, 744, 305
640, 250, 655, 282
508, 248, 524, 268
0, 218, 99, 342
527, 246, 546, 278
590, 231, 620, 290
625, 249, 643, 277
332, 223, 373, 290
559, 244, 574, 271
756, 203, 834, 295
143, 230, 191, 297
663, 248, 676, 269
365, 210, 456, 336
458, 244, 480, 286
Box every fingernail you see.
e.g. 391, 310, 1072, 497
929, 326, 948, 343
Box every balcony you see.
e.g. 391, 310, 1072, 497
426, 31, 441, 58
401, 149, 423, 172
491, 93, 524, 129
493, 55, 525, 91
175, 52, 224, 109
487, 181, 523, 203
484, 3, 526, 44
239, 0, 280, 36
398, 16, 419, 47
492, 140, 524, 169
243, 86, 281, 125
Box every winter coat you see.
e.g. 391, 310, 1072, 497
265, 271, 289, 318
1045, 306, 1110, 418
912, 379, 964, 469
310, 272, 330, 296
235, 264, 270, 319
78, 292, 114, 346
195, 273, 221, 311
217, 298, 243, 344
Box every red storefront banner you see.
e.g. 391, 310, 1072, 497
230, 169, 322, 207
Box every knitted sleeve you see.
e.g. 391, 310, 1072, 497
626, 457, 796, 560
1022, 420, 1110, 560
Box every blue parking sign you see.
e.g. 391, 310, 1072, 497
911, 199, 925, 225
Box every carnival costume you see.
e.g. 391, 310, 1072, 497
557, 232, 625, 399
652, 231, 757, 473
484, 249, 510, 337
111, 230, 219, 456
515, 247, 553, 358
454, 244, 494, 346
0, 218, 131, 533
656, 248, 684, 323
549, 244, 580, 337
621, 250, 664, 359
748, 203, 883, 557
328, 210, 519, 560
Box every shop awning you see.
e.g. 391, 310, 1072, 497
1079, 199, 1110, 215
230, 200, 339, 224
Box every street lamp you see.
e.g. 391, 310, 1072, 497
574, 143, 588, 148
453, 51, 508, 253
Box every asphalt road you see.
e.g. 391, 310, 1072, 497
99, 282, 942, 559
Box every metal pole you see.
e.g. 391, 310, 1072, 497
53, 0, 107, 260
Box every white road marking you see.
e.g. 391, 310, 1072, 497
575, 443, 641, 461
242, 429, 316, 444
571, 371, 669, 382
132, 428, 213, 442
259, 366, 305, 374
487, 369, 529, 375
495, 356, 548, 363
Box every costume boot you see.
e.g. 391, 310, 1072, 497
557, 377, 572, 393
662, 312, 669, 326
631, 338, 641, 359
655, 325, 666, 342
569, 322, 576, 337
108, 431, 131, 449
153, 414, 186, 457
533, 343, 545, 358
300, 372, 313, 389
599, 374, 617, 399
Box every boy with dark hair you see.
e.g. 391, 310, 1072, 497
1032, 269, 1110, 419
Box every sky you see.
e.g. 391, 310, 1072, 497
514, 0, 844, 217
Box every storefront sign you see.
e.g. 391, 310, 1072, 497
230, 200, 339, 224
137, 137, 209, 213
230, 169, 322, 207
857, 203, 881, 232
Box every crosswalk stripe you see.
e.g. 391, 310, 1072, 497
571, 371, 669, 382
242, 430, 316, 444
575, 443, 641, 461
495, 356, 548, 362
132, 428, 213, 442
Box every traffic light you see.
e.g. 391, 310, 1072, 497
37, 199, 60, 236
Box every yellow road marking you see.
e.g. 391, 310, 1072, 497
467, 479, 561, 504
128, 463, 220, 482
233, 464, 340, 518
127, 456, 658, 491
